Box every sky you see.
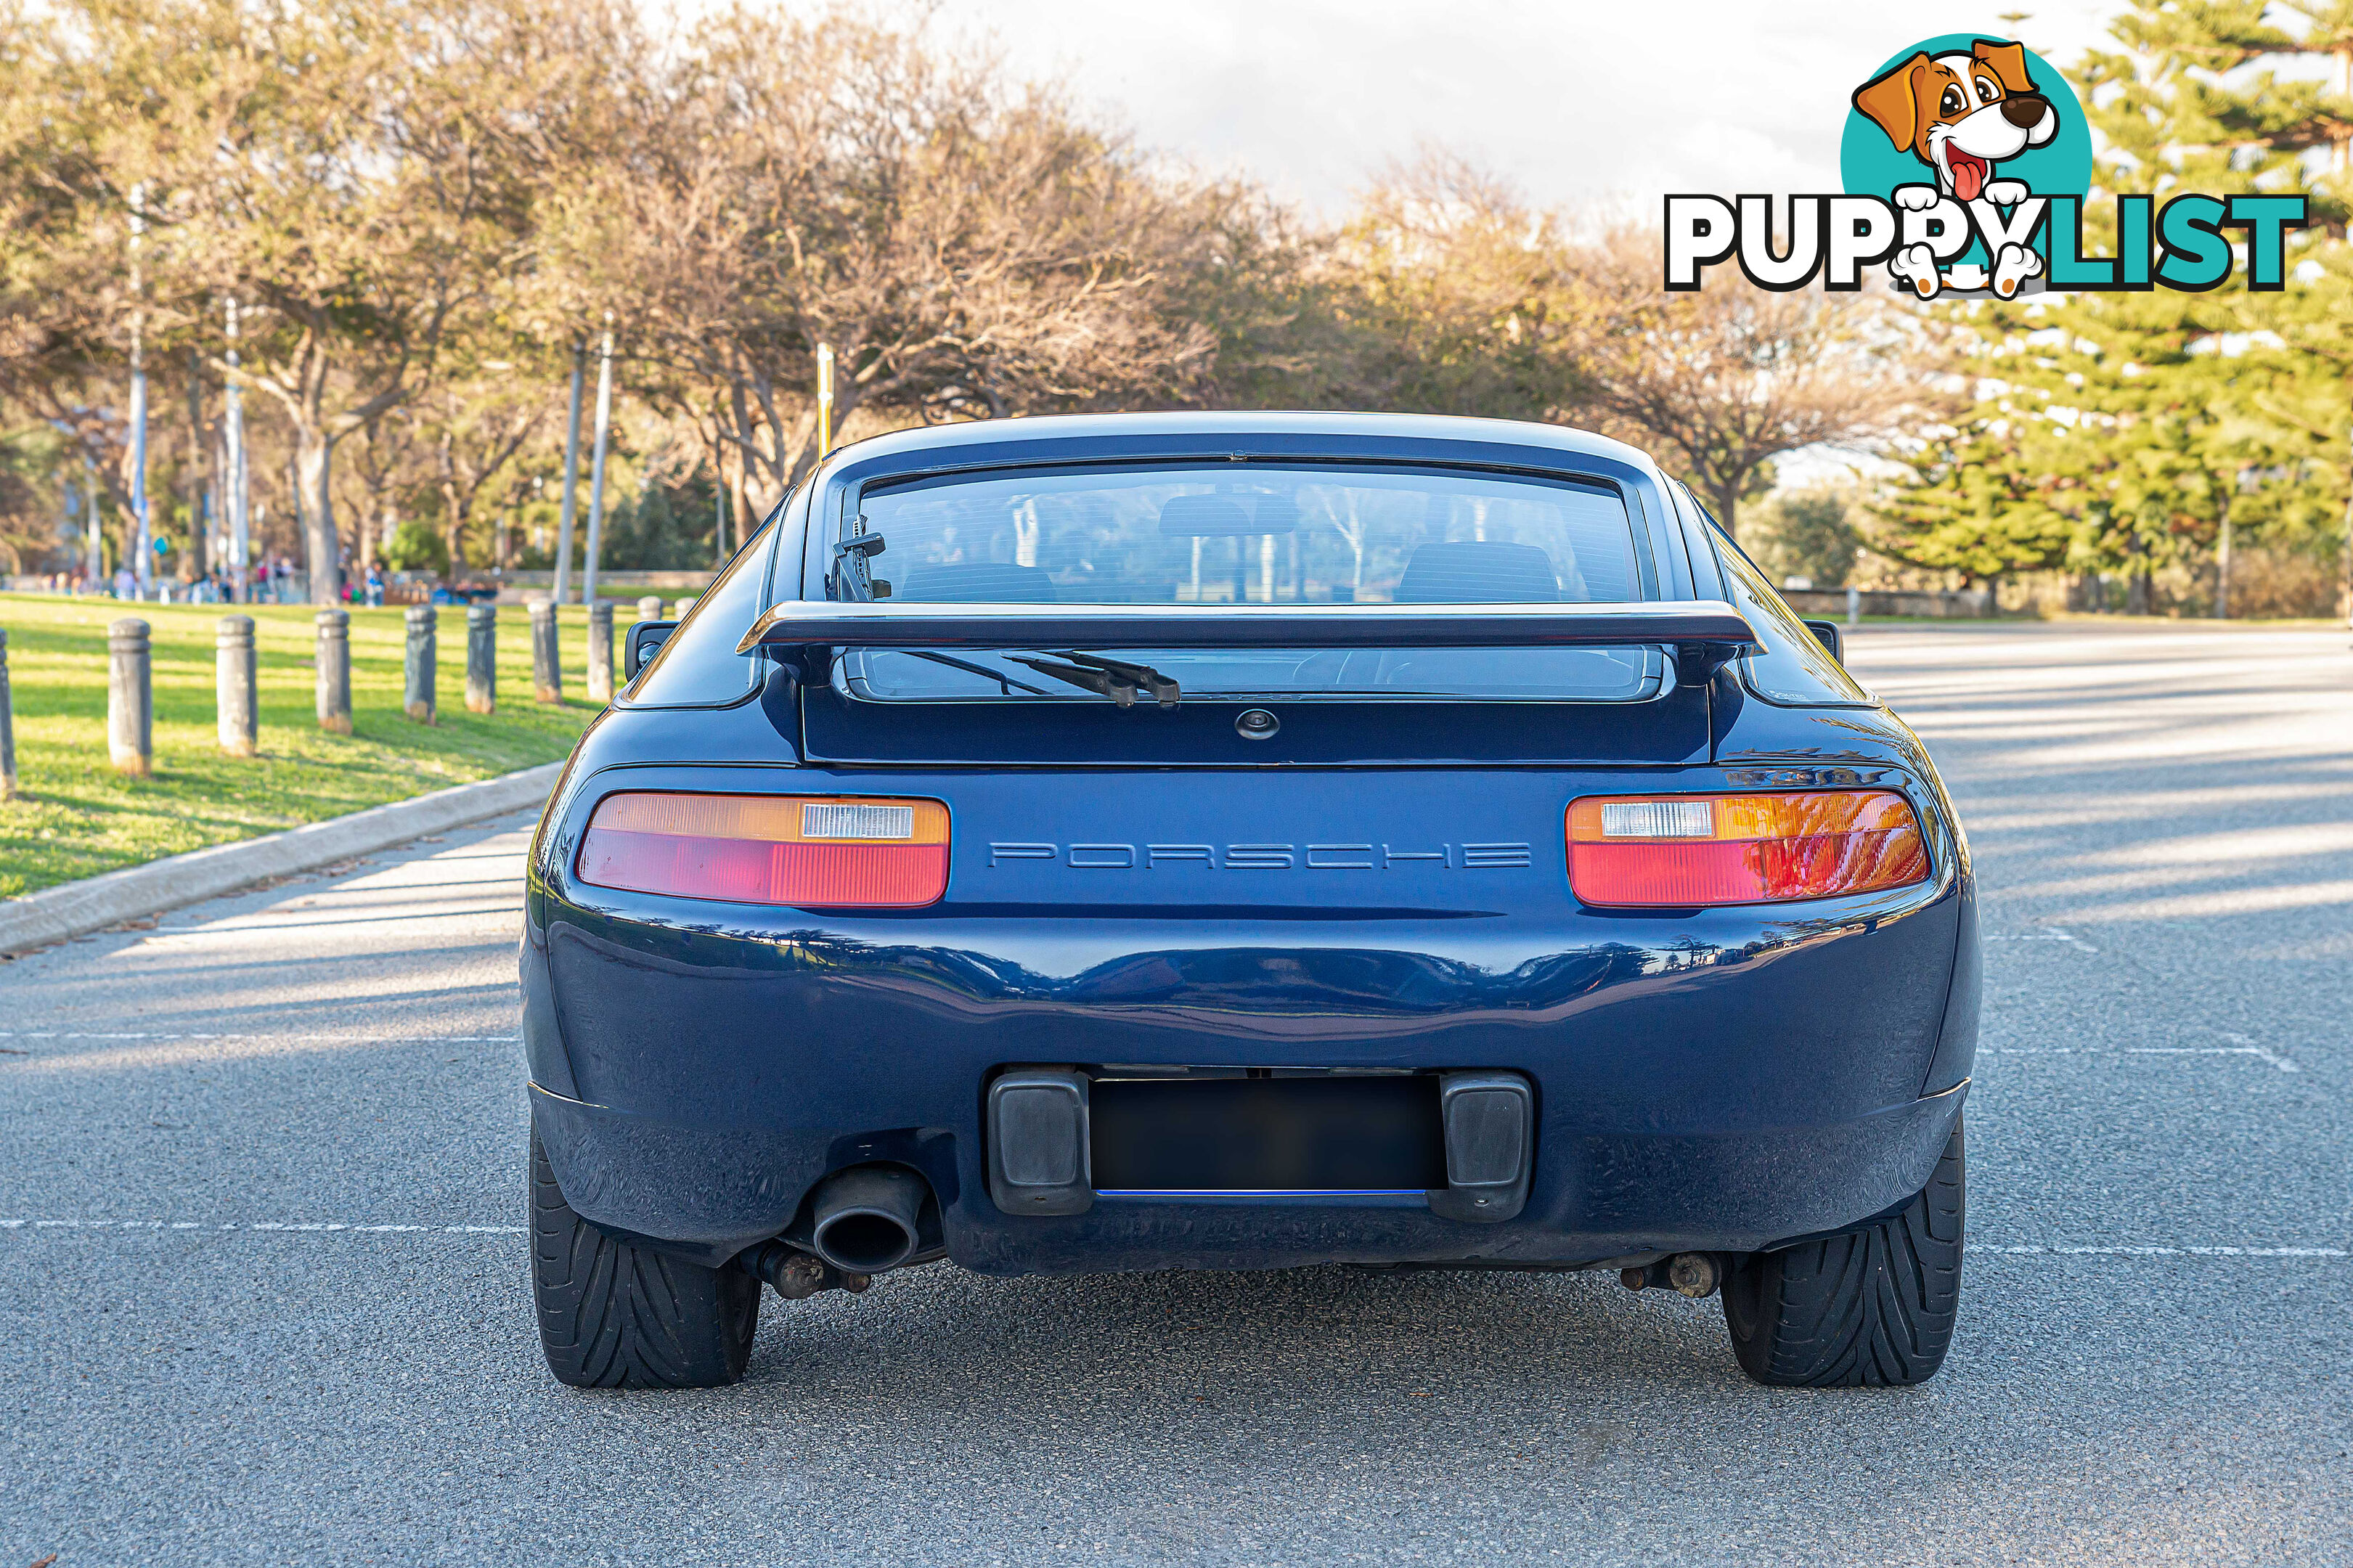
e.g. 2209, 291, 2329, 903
931, 0, 2132, 216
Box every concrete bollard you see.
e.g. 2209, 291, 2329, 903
107, 617, 153, 777
315, 609, 352, 735
635, 595, 663, 624
586, 600, 614, 704
0, 626, 15, 801
216, 615, 258, 757
529, 597, 562, 703
669, 597, 696, 621
1846, 584, 1860, 629
403, 603, 437, 724
465, 603, 497, 714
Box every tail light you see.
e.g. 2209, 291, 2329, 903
577, 793, 950, 907
1567, 790, 1928, 907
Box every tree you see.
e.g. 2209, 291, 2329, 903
23, 0, 571, 602
1571, 229, 1936, 540
425, 377, 542, 572
1755, 484, 1865, 589
541, 9, 1219, 523
1323, 150, 1588, 420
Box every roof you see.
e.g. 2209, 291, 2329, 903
820, 409, 1661, 475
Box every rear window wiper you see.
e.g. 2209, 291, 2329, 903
889, 648, 1056, 698
1004, 650, 1181, 709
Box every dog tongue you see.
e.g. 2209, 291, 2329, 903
1953, 156, 1984, 203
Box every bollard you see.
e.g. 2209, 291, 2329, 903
635, 595, 663, 624
403, 603, 437, 724
0, 627, 15, 801
466, 603, 497, 714
669, 597, 696, 621
529, 597, 562, 703
107, 617, 153, 777
586, 600, 614, 704
315, 609, 352, 735
1846, 584, 1860, 629
216, 615, 258, 757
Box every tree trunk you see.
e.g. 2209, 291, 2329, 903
184, 354, 208, 583
2216, 498, 2232, 619
1703, 481, 1740, 542
2126, 569, 2151, 616
296, 430, 341, 605
728, 463, 753, 556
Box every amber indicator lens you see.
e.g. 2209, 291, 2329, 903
578, 792, 950, 907
1567, 790, 1928, 907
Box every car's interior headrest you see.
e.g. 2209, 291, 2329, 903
1393, 541, 1562, 603
896, 562, 1061, 602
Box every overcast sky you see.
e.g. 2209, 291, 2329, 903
931, 0, 2131, 215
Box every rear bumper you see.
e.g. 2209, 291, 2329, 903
523, 864, 1975, 1272
531, 1074, 1965, 1272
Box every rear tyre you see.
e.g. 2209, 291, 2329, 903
1721, 1114, 1965, 1388
530, 1123, 759, 1389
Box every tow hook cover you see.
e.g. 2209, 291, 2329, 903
1430, 1071, 1533, 1223
987, 1068, 1094, 1216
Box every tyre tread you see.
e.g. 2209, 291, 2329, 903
529, 1125, 757, 1389
1724, 1115, 1965, 1388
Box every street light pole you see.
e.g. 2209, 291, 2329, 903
582, 316, 615, 607
224, 297, 249, 602
552, 340, 585, 605
815, 343, 835, 463
129, 183, 150, 595
84, 454, 102, 584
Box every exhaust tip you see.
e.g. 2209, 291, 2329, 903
807, 1164, 930, 1275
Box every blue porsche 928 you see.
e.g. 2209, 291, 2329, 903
521, 412, 1976, 1390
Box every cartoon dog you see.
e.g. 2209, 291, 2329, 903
1854, 39, 2058, 297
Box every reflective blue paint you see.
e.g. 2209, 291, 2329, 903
527, 413, 1977, 1275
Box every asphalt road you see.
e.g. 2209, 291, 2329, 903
6, 621, 2349, 1566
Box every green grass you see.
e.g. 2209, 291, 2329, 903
0, 593, 605, 899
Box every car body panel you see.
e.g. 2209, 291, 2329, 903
524, 412, 1978, 1276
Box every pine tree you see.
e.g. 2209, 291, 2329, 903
1869, 3, 2349, 616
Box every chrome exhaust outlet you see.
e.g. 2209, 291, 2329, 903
807, 1164, 929, 1275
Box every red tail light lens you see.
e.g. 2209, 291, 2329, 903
1567, 790, 1928, 907
578, 793, 950, 908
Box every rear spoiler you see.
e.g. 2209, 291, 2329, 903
738, 600, 1759, 681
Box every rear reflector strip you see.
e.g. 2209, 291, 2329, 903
1567, 790, 1928, 907
1600, 800, 1713, 839
802, 802, 914, 840
577, 793, 950, 908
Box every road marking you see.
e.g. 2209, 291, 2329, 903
1, 1218, 527, 1234
1976, 1245, 2347, 1258
1985, 1043, 2301, 1072
1983, 929, 2101, 953
0, 1032, 521, 1042
2, 1220, 2341, 1257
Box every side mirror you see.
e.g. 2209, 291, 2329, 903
1803, 619, 1843, 663
624, 620, 677, 682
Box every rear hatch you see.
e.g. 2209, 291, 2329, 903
775, 454, 1727, 769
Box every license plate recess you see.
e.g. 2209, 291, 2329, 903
1089, 1074, 1445, 1194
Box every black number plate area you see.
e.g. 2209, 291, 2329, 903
1088, 1075, 1446, 1194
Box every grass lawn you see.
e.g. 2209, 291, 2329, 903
0, 593, 609, 899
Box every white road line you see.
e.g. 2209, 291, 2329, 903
1, 1220, 2341, 1257
1976, 1245, 2348, 1258
1983, 928, 2102, 953
1, 1219, 527, 1234
1985, 1045, 2301, 1072
0, 1032, 521, 1042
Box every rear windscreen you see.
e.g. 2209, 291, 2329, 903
841, 462, 1664, 703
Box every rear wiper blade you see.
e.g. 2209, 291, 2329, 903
1004, 650, 1181, 709
891, 648, 1056, 698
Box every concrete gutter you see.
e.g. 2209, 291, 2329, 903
0, 759, 566, 957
